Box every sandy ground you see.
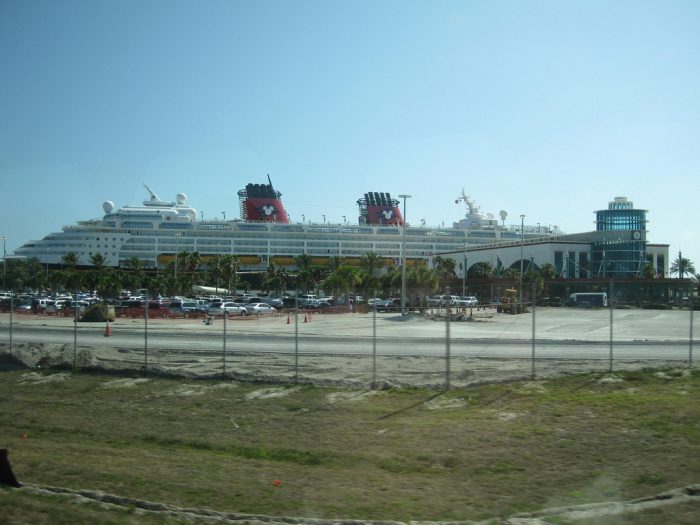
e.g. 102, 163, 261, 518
1, 308, 694, 387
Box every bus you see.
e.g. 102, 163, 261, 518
567, 292, 608, 307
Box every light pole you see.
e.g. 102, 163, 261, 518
462, 245, 467, 297
174, 233, 182, 280
520, 214, 525, 306
1, 236, 6, 291
399, 194, 411, 315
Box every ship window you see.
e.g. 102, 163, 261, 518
237, 224, 269, 231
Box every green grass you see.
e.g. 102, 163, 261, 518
1, 368, 700, 523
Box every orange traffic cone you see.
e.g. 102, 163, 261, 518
286, 315, 291, 324
104, 320, 112, 337
303, 313, 308, 323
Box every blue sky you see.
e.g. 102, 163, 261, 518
1, 0, 699, 267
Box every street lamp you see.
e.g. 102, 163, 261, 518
399, 194, 411, 315
520, 214, 525, 306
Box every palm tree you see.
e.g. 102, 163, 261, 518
4, 258, 32, 292
294, 254, 314, 293
61, 251, 81, 291
642, 263, 657, 279
380, 264, 401, 297
89, 253, 106, 270
501, 267, 520, 280
359, 252, 384, 298
522, 269, 544, 299
61, 251, 80, 271
327, 256, 346, 273
433, 256, 456, 277
670, 255, 695, 279
261, 262, 287, 295
323, 266, 360, 307
220, 255, 240, 295
173, 251, 201, 295
96, 269, 122, 299
86, 253, 107, 295
407, 265, 438, 306
539, 263, 556, 280
468, 261, 493, 279
148, 273, 170, 297
124, 256, 146, 292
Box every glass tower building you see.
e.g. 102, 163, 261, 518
592, 197, 647, 277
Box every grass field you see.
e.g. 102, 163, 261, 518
1, 367, 700, 524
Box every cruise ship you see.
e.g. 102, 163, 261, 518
14, 178, 561, 271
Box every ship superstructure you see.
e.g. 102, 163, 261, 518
13, 179, 560, 271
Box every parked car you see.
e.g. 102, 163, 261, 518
376, 298, 406, 312
31, 298, 54, 312
427, 295, 444, 307
120, 299, 145, 309
209, 301, 249, 316
168, 300, 202, 316
266, 297, 284, 309
46, 299, 70, 313
15, 300, 33, 311
302, 299, 332, 310
461, 296, 478, 306
246, 303, 277, 315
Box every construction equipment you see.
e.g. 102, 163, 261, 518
496, 288, 528, 314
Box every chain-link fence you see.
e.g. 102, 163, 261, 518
1, 299, 696, 388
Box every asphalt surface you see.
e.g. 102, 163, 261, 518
1, 307, 696, 361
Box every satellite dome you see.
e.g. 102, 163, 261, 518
176, 193, 187, 205
103, 201, 115, 213
499, 210, 508, 221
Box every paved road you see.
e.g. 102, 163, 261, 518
3, 308, 696, 361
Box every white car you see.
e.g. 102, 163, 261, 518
462, 296, 478, 306
210, 302, 249, 316
246, 303, 277, 315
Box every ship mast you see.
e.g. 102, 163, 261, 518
455, 189, 479, 215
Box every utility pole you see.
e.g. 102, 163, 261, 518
520, 214, 525, 306
399, 194, 411, 315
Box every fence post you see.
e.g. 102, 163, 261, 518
73, 288, 78, 369
223, 311, 227, 379
609, 280, 614, 373
445, 303, 451, 390
144, 292, 149, 373
9, 293, 13, 352
690, 295, 694, 368
294, 292, 299, 384
372, 291, 377, 389
531, 281, 536, 380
